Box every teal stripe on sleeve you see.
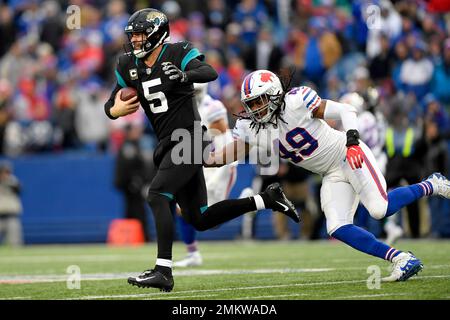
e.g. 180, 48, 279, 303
115, 69, 127, 88
181, 48, 203, 71
160, 192, 174, 200
200, 205, 208, 214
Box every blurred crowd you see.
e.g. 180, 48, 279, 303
0, 0, 450, 239
0, 0, 448, 154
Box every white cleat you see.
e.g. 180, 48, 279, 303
382, 252, 423, 282
426, 173, 450, 199
173, 251, 203, 268
384, 221, 403, 246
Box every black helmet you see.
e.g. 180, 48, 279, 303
124, 8, 170, 58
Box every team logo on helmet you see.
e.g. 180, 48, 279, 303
146, 11, 166, 25
260, 72, 274, 83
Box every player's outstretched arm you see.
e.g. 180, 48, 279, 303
313, 99, 364, 170
104, 84, 140, 119
204, 139, 250, 168
184, 59, 218, 83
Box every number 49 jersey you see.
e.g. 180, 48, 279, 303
233, 86, 347, 175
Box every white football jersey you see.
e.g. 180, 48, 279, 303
357, 110, 387, 173
198, 94, 228, 128
198, 94, 233, 151
198, 94, 237, 202
233, 86, 347, 175
358, 111, 385, 157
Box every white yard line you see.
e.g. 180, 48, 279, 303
2, 274, 449, 300
3, 265, 450, 284
63, 279, 370, 300
0, 268, 334, 284
65, 274, 450, 300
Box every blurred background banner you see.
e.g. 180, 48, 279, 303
0, 0, 450, 244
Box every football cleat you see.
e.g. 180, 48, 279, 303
425, 173, 450, 199
262, 183, 300, 223
127, 269, 174, 292
382, 252, 423, 282
173, 252, 203, 268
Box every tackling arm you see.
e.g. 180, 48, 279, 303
208, 118, 228, 136
312, 99, 358, 132
204, 139, 251, 168
313, 99, 363, 169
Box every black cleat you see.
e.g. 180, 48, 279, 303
261, 183, 300, 223
127, 269, 174, 292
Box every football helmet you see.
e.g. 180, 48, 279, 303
339, 92, 365, 114
125, 8, 170, 58
240, 70, 284, 124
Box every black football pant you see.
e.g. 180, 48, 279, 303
147, 148, 256, 261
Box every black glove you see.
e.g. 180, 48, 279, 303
161, 62, 188, 82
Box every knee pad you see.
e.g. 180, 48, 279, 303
366, 201, 387, 220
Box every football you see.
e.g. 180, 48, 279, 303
119, 87, 138, 101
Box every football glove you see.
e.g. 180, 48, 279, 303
345, 129, 364, 170
346, 145, 364, 170
162, 62, 187, 82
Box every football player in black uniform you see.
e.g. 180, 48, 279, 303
104, 8, 300, 292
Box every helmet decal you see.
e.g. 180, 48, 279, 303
260, 72, 274, 83
146, 11, 166, 25
243, 72, 254, 97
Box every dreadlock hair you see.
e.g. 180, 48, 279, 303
234, 67, 297, 133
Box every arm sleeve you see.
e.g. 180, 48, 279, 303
184, 58, 218, 83
104, 83, 122, 120
323, 99, 358, 132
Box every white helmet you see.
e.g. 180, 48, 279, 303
339, 92, 365, 114
240, 70, 284, 124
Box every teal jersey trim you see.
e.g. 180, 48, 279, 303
160, 192, 174, 200
156, 44, 168, 63
200, 205, 208, 214
181, 48, 203, 71
115, 69, 127, 88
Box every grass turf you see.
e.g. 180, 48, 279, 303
0, 239, 449, 300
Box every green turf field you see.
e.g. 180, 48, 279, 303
0, 240, 449, 300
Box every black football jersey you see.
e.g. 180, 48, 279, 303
115, 41, 205, 140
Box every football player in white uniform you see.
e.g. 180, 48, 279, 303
205, 70, 450, 282
340, 92, 403, 245
174, 83, 255, 267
